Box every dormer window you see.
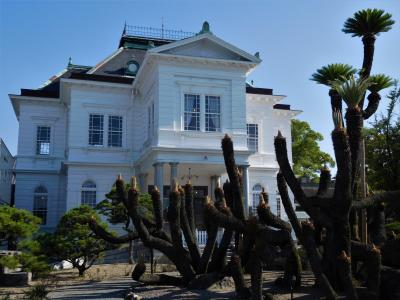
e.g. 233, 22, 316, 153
126, 60, 139, 76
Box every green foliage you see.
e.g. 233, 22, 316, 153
368, 74, 394, 93
97, 182, 153, 229
311, 63, 356, 87
365, 83, 400, 192
0, 239, 51, 278
343, 8, 395, 37
0, 206, 41, 247
330, 76, 373, 108
24, 282, 50, 300
291, 119, 335, 182
46, 205, 115, 276
385, 222, 400, 234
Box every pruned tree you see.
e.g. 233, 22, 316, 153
274, 8, 399, 300
89, 135, 301, 299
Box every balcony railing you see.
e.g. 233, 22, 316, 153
123, 25, 195, 41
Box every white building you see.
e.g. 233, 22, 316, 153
9, 23, 300, 230
0, 138, 14, 205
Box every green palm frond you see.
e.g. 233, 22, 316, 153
368, 74, 394, 93
311, 63, 357, 87
343, 9, 395, 37
330, 76, 374, 108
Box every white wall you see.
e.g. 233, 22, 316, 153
65, 165, 133, 211
154, 61, 248, 151
67, 85, 134, 164
16, 101, 66, 171
0, 139, 14, 204
14, 172, 63, 229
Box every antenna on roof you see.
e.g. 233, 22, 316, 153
68, 57, 72, 68
123, 21, 127, 35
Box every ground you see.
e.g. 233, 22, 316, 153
0, 264, 322, 299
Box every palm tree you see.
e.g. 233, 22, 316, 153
364, 74, 394, 119
343, 9, 395, 80
311, 63, 357, 114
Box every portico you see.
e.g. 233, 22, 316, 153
135, 146, 251, 227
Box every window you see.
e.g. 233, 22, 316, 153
184, 94, 200, 131
33, 186, 47, 224
36, 126, 50, 155
276, 195, 281, 218
247, 124, 258, 152
205, 96, 221, 132
252, 184, 263, 214
108, 116, 123, 147
81, 180, 96, 208
89, 114, 104, 146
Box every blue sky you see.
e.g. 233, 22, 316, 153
1, 0, 399, 160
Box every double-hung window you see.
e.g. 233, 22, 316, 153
247, 124, 258, 152
36, 126, 50, 155
184, 94, 200, 131
33, 186, 48, 225
81, 180, 97, 208
108, 116, 123, 147
89, 114, 104, 146
205, 96, 221, 132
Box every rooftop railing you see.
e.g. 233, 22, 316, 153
123, 25, 196, 41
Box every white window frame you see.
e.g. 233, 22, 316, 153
251, 184, 263, 214
89, 114, 104, 146
276, 194, 281, 218
183, 94, 201, 131
247, 123, 259, 152
81, 180, 97, 208
33, 186, 48, 225
182, 93, 222, 132
108, 115, 123, 147
36, 126, 51, 155
205, 95, 221, 132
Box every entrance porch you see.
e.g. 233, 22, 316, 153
136, 162, 250, 230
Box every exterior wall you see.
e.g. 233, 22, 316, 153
248, 168, 288, 219
0, 139, 14, 204
67, 85, 134, 165
65, 165, 133, 211
14, 172, 63, 230
155, 61, 247, 152
246, 94, 298, 220
16, 100, 66, 172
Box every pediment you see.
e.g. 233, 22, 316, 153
149, 33, 261, 64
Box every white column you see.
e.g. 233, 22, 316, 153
138, 173, 148, 193
169, 162, 179, 186
241, 165, 250, 217
153, 162, 164, 207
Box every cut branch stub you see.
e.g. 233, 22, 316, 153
221, 135, 245, 220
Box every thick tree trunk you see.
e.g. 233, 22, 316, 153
359, 35, 375, 110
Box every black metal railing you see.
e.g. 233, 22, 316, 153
123, 25, 195, 41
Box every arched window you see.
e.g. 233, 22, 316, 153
33, 186, 47, 224
81, 180, 96, 208
251, 184, 263, 214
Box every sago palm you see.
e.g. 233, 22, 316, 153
364, 74, 394, 119
343, 9, 395, 79
311, 64, 357, 114
330, 76, 373, 109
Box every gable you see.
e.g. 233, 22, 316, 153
149, 33, 261, 64
88, 48, 147, 77
161, 39, 251, 61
